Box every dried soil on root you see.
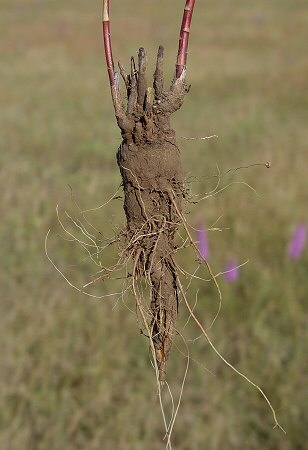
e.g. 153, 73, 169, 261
114, 47, 189, 381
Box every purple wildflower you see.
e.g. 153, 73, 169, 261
224, 259, 240, 282
289, 224, 307, 260
198, 227, 210, 260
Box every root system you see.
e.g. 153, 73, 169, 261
115, 46, 189, 382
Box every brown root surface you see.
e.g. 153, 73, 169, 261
114, 46, 189, 381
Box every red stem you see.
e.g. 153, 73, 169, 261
103, 0, 115, 86
176, 0, 196, 79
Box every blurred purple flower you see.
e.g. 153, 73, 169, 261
254, 14, 267, 27
198, 227, 210, 260
225, 259, 240, 282
289, 224, 307, 260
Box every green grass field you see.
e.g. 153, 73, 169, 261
1, 1, 307, 449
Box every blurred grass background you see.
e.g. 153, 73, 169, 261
1, 0, 307, 449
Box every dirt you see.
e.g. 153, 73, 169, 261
113, 46, 189, 381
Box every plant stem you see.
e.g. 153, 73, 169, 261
176, 0, 196, 78
102, 0, 115, 86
